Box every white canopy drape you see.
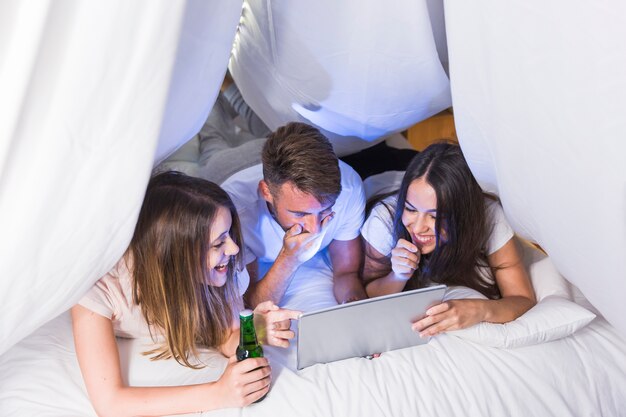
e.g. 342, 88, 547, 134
229, 0, 452, 156
444, 0, 626, 335
0, 0, 242, 354
1, 0, 625, 356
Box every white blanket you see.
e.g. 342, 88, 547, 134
1, 251, 625, 416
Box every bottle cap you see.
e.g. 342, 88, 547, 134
239, 309, 253, 318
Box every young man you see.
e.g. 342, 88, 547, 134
222, 122, 367, 307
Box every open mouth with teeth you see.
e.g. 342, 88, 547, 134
214, 261, 229, 273
413, 235, 435, 246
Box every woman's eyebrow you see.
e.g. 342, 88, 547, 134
405, 200, 436, 213
210, 231, 229, 245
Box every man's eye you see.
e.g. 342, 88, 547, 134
295, 213, 306, 218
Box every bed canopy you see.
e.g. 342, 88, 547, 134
1, 0, 625, 358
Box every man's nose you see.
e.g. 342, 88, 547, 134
303, 216, 321, 234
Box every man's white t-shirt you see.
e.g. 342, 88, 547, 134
361, 195, 514, 258
222, 161, 366, 266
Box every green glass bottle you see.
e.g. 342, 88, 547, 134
236, 309, 266, 402
236, 309, 264, 360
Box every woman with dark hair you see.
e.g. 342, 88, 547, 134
361, 143, 535, 337
72, 171, 299, 416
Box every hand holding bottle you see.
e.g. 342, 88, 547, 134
212, 355, 271, 408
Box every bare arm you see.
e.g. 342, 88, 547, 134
244, 216, 335, 308
329, 237, 367, 303
71, 305, 270, 417
481, 237, 536, 322
243, 255, 299, 308
414, 238, 537, 336
219, 327, 239, 357
363, 238, 419, 298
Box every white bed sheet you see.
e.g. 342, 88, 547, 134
1, 251, 625, 417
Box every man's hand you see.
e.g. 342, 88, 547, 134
280, 213, 334, 265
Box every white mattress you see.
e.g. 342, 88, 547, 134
1, 251, 625, 417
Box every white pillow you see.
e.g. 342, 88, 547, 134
441, 242, 596, 348
519, 242, 573, 301
447, 295, 596, 348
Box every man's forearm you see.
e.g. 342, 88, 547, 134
247, 254, 300, 307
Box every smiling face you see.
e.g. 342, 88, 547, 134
206, 206, 240, 287
401, 178, 445, 255
260, 180, 335, 234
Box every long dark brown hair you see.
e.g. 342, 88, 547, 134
128, 171, 243, 368
366, 142, 500, 299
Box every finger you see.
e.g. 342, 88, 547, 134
240, 364, 272, 384
268, 336, 289, 348
413, 309, 452, 333
244, 374, 271, 395
391, 248, 419, 263
234, 357, 269, 373
320, 212, 335, 230
425, 302, 450, 316
269, 308, 302, 322
420, 317, 455, 337
244, 378, 271, 404
299, 230, 325, 244
391, 261, 417, 276
411, 316, 432, 332
411, 310, 446, 332
397, 238, 418, 253
254, 300, 279, 314
287, 224, 303, 236
271, 329, 295, 342
392, 255, 418, 270
271, 319, 289, 331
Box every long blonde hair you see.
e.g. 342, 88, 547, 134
128, 171, 243, 368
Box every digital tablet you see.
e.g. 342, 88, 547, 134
297, 284, 447, 370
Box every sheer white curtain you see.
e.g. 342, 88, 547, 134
445, 0, 626, 335
0, 0, 242, 354
230, 0, 451, 156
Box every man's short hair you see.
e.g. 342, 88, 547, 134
262, 122, 341, 204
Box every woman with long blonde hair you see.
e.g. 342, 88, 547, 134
72, 171, 299, 416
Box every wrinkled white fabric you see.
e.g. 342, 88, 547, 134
0, 0, 242, 354
230, 0, 451, 155
1, 250, 625, 416
444, 0, 626, 335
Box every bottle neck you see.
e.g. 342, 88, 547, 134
239, 314, 259, 347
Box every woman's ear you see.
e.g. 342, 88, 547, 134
258, 180, 274, 204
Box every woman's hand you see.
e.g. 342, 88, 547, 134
212, 356, 271, 408
411, 299, 487, 337
253, 301, 301, 348
390, 238, 420, 281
